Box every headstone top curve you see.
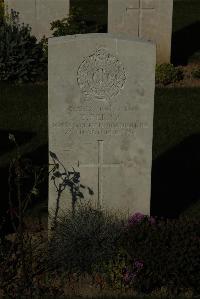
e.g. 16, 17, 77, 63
48, 33, 156, 48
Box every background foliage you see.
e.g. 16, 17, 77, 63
51, 4, 106, 37
155, 63, 183, 85
0, 7, 47, 83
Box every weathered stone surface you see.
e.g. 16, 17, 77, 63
108, 0, 173, 63
4, 0, 69, 39
48, 34, 156, 223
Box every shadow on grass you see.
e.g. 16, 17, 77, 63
151, 133, 200, 218
0, 143, 48, 236
171, 21, 200, 65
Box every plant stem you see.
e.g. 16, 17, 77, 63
53, 185, 62, 230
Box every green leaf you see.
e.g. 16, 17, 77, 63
88, 187, 94, 195
49, 151, 58, 161
53, 171, 62, 178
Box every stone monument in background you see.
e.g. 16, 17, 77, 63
108, 0, 173, 63
48, 33, 156, 223
4, 0, 70, 40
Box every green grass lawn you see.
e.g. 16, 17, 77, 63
0, 83, 47, 166
153, 87, 200, 160
152, 87, 200, 219
172, 0, 200, 64
0, 83, 47, 132
173, 0, 200, 33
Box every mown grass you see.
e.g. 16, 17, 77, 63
152, 87, 200, 218
0, 82, 48, 166
153, 87, 200, 160
173, 0, 200, 33
172, 0, 200, 64
0, 82, 47, 137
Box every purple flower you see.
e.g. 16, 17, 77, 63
128, 212, 146, 225
149, 216, 156, 225
123, 272, 130, 282
123, 269, 136, 284
127, 213, 157, 227
134, 260, 144, 270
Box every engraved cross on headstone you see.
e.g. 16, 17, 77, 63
126, 0, 155, 38
77, 140, 121, 208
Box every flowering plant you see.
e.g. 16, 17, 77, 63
122, 259, 144, 286
127, 212, 156, 227
100, 247, 144, 291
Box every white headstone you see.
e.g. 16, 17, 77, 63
4, 0, 70, 39
48, 34, 156, 224
108, 0, 173, 63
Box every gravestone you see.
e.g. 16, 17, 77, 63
4, 0, 69, 39
108, 0, 173, 63
48, 34, 156, 223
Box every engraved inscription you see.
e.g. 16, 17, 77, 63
52, 104, 148, 137
77, 48, 126, 101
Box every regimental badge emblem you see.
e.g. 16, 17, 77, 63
77, 48, 126, 101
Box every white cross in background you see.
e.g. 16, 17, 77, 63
126, 0, 155, 38
78, 140, 121, 208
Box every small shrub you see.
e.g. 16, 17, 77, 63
100, 247, 144, 292
156, 63, 184, 85
191, 67, 200, 79
40, 36, 48, 60
0, 9, 47, 83
51, 6, 105, 37
48, 201, 126, 276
